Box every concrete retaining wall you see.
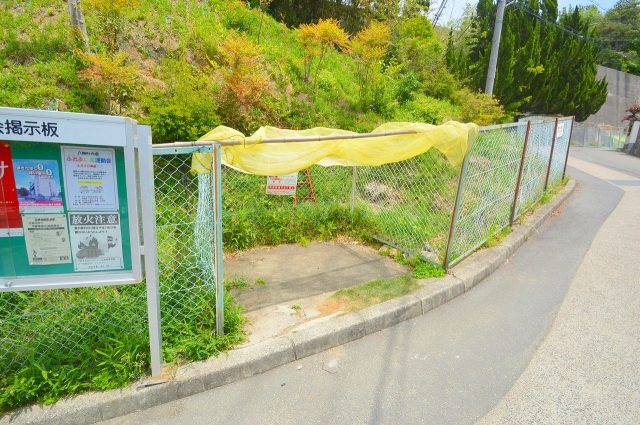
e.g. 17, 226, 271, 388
587, 66, 640, 126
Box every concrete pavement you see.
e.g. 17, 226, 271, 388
478, 154, 640, 423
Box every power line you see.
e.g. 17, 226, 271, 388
586, 0, 607, 12
432, 0, 450, 26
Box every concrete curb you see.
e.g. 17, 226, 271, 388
0, 180, 576, 425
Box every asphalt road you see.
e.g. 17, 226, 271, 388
100, 149, 639, 425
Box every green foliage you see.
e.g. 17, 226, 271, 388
350, 21, 392, 111
215, 31, 280, 133
393, 16, 458, 101
265, 0, 403, 33
454, 88, 507, 125
0, 285, 148, 411
484, 225, 512, 248
413, 261, 446, 278
223, 201, 377, 252
1, 228, 246, 413
76, 50, 139, 114
393, 72, 422, 104
452, 0, 608, 120
398, 94, 461, 125
141, 59, 220, 143
226, 275, 251, 291
84, 0, 141, 53
297, 18, 350, 89
2, 0, 506, 135
593, 0, 640, 75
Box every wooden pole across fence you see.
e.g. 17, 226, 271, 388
152, 130, 419, 148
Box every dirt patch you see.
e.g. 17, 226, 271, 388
317, 295, 382, 315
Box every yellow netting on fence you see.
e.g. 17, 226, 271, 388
192, 121, 479, 175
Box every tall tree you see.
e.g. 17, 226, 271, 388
394, 15, 457, 99
350, 20, 391, 108
83, 0, 140, 53
296, 18, 350, 88
449, 0, 608, 121
594, 0, 640, 75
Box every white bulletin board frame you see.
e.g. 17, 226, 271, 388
0, 107, 147, 291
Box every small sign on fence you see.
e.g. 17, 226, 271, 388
556, 121, 565, 138
266, 173, 298, 195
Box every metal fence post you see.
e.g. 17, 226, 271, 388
510, 121, 532, 226
544, 118, 559, 191
138, 126, 163, 377
212, 143, 225, 336
562, 117, 575, 180
350, 166, 358, 215
443, 153, 470, 270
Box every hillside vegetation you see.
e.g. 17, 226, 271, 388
1, 0, 507, 143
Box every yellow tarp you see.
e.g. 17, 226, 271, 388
192, 121, 479, 175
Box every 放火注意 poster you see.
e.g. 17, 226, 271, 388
62, 147, 118, 211
69, 212, 123, 271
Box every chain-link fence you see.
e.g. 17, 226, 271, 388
571, 122, 627, 148
217, 118, 572, 269
220, 164, 354, 252
0, 282, 149, 384
151, 146, 230, 362
0, 117, 574, 411
447, 122, 528, 265
514, 120, 556, 218
353, 150, 458, 264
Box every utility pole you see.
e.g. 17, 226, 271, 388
484, 0, 507, 95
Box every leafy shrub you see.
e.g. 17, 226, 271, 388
393, 72, 422, 104
454, 88, 507, 125
214, 31, 280, 133
400, 94, 461, 125
140, 59, 220, 143
413, 261, 446, 278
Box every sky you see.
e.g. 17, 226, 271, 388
435, 0, 620, 25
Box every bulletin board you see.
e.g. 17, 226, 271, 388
0, 107, 143, 291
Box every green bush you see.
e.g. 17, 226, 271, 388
413, 262, 446, 278
399, 94, 461, 125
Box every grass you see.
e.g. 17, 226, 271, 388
328, 275, 421, 313
483, 226, 512, 248
412, 261, 446, 278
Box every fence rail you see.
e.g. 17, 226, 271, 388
0, 117, 574, 411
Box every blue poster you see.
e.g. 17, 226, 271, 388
13, 159, 63, 214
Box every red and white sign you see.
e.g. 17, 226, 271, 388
0, 142, 22, 236
266, 173, 298, 196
